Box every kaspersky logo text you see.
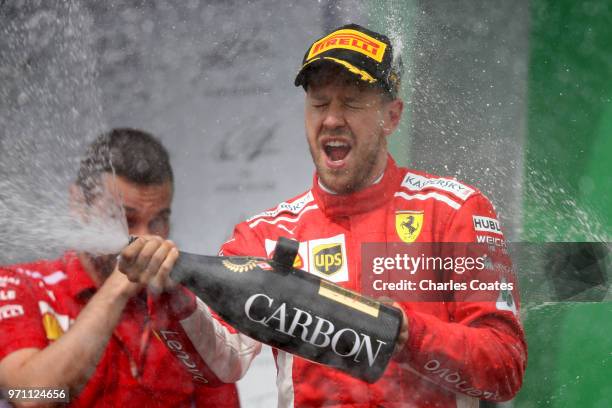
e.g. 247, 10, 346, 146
244, 293, 387, 367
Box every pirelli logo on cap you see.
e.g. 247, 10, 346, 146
307, 29, 387, 62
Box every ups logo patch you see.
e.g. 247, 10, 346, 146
313, 243, 344, 275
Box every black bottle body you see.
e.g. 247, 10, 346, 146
171, 251, 402, 383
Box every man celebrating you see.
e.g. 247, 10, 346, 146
122, 24, 527, 407
0, 129, 239, 407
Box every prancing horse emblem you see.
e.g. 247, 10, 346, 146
401, 216, 417, 235
395, 211, 424, 243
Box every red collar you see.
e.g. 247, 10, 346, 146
312, 155, 402, 218
63, 252, 97, 301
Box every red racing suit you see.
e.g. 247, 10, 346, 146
158, 156, 527, 407
0, 254, 240, 407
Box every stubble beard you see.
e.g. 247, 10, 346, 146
310, 132, 385, 195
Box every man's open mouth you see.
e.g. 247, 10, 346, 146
324, 140, 351, 163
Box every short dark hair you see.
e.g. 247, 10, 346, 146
76, 128, 173, 202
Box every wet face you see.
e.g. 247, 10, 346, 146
103, 174, 173, 239
89, 174, 173, 279
304, 69, 402, 194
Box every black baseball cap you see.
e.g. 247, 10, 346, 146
294, 24, 401, 97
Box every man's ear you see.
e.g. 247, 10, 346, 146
383, 99, 404, 136
68, 184, 89, 220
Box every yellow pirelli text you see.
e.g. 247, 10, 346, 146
307, 29, 387, 62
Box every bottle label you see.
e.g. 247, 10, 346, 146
318, 281, 380, 318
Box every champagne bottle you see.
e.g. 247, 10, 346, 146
169, 237, 402, 383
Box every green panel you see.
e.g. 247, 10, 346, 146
519, 1, 611, 407
518, 303, 612, 407
523, 0, 612, 242
580, 105, 612, 227
367, 0, 417, 166
518, 305, 572, 408
553, 304, 612, 407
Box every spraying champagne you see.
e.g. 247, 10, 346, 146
163, 237, 402, 383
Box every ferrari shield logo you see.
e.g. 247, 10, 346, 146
396, 211, 423, 243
